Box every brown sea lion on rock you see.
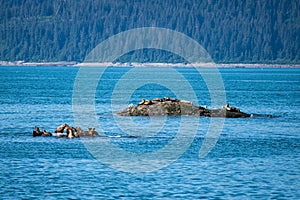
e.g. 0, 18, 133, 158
164, 96, 171, 101
231, 107, 240, 112
144, 100, 153, 105
33, 126, 42, 137
225, 103, 240, 112
55, 123, 66, 133
152, 98, 163, 102
170, 98, 180, 102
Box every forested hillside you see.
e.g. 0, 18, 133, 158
1, 0, 299, 63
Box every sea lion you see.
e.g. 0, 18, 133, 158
225, 103, 240, 112
138, 98, 145, 106
152, 98, 163, 102
32, 126, 42, 137
71, 127, 79, 138
170, 98, 180, 102
164, 96, 171, 101
76, 126, 85, 135
42, 129, 52, 137
65, 124, 72, 138
144, 99, 153, 105
88, 128, 99, 136
225, 103, 231, 111
76, 126, 98, 137
231, 107, 240, 112
65, 125, 78, 138
55, 123, 66, 133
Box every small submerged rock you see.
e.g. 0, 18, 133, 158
117, 97, 251, 118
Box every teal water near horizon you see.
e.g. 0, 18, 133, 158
0, 66, 299, 199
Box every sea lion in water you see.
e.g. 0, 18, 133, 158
42, 129, 52, 137
76, 126, 99, 137
55, 124, 66, 133
71, 127, 79, 138
65, 125, 79, 138
76, 126, 85, 135
65, 125, 73, 138
32, 126, 42, 137
88, 128, 99, 136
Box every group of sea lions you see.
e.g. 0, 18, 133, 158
137, 96, 189, 106
32, 126, 53, 137
33, 124, 99, 138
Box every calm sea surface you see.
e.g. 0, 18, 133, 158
0, 66, 299, 199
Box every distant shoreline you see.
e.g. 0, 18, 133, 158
1, 61, 300, 68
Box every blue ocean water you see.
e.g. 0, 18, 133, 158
0, 66, 299, 199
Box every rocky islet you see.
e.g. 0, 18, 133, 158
117, 97, 251, 118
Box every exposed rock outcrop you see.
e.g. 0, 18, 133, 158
117, 97, 251, 118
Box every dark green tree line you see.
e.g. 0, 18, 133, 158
0, 0, 299, 63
